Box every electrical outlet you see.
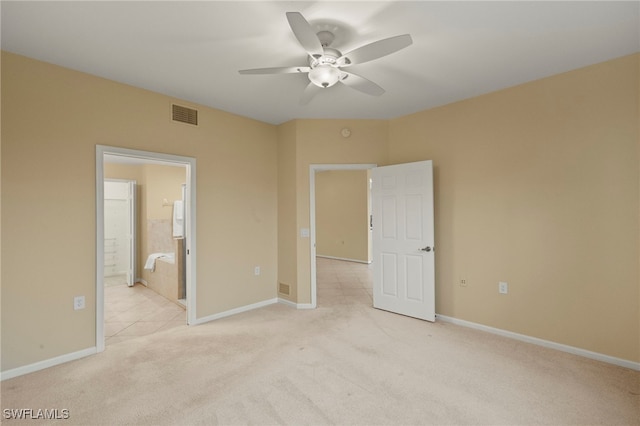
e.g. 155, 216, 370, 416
74, 295, 85, 310
499, 282, 508, 294
254, 266, 261, 276
460, 278, 467, 287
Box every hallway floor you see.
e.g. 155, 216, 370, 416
104, 258, 372, 345
315, 257, 373, 307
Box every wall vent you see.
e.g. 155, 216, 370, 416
278, 282, 290, 295
172, 104, 198, 126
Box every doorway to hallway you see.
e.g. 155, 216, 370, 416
315, 257, 373, 308
309, 161, 436, 321
310, 164, 376, 308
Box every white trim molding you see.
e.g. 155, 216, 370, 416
191, 298, 278, 325
316, 255, 371, 264
437, 314, 640, 371
278, 298, 315, 309
309, 163, 377, 310
295, 303, 316, 310
1, 347, 97, 382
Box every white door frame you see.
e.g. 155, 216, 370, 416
309, 164, 377, 308
96, 145, 197, 352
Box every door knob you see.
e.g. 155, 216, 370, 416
421, 246, 432, 252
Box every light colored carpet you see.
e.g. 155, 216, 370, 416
2, 299, 638, 425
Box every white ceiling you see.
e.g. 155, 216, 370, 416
2, 1, 638, 125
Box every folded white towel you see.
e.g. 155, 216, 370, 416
144, 253, 170, 272
175, 200, 184, 220
173, 200, 184, 239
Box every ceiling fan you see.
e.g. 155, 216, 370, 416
239, 12, 413, 104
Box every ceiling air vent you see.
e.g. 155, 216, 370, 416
172, 104, 198, 126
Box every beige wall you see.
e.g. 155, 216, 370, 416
276, 119, 389, 305
1, 52, 278, 371
143, 164, 185, 221
315, 170, 369, 262
276, 121, 298, 301
388, 54, 639, 362
2, 50, 638, 372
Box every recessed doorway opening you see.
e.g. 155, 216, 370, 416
309, 164, 376, 308
96, 145, 197, 352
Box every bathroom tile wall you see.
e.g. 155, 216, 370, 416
147, 219, 173, 254
144, 219, 184, 303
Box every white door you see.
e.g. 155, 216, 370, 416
125, 181, 136, 286
371, 160, 435, 321
104, 180, 136, 287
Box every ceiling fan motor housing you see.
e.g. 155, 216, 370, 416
309, 47, 341, 66
316, 30, 335, 47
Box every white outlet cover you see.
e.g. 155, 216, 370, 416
254, 266, 260, 276
499, 282, 508, 294
74, 295, 85, 310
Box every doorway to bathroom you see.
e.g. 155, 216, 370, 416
96, 145, 197, 352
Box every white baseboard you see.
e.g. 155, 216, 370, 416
295, 303, 316, 309
192, 298, 278, 325
278, 298, 315, 309
277, 298, 297, 308
316, 255, 371, 264
436, 314, 640, 371
137, 278, 148, 286
1, 347, 97, 382
10, 307, 633, 384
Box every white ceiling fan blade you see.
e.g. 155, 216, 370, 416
286, 12, 324, 58
340, 72, 385, 96
239, 66, 310, 75
338, 34, 413, 66
300, 82, 321, 105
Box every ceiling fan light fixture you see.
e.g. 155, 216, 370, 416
308, 65, 341, 88
239, 12, 413, 103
